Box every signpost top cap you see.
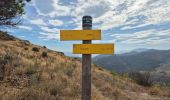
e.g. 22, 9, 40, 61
82, 16, 92, 29
83, 16, 92, 19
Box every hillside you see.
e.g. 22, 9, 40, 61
0, 31, 170, 100
93, 49, 170, 72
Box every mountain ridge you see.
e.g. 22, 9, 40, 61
0, 31, 169, 99
93, 49, 170, 72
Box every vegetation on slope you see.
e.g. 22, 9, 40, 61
0, 31, 170, 100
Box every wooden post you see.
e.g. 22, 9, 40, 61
82, 16, 92, 100
60, 16, 114, 100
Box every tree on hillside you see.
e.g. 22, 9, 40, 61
0, 0, 31, 26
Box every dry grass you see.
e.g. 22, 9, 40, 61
0, 37, 170, 100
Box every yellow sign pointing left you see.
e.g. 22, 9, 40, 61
60, 30, 101, 41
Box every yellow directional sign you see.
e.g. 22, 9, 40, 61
60, 30, 101, 41
73, 44, 114, 54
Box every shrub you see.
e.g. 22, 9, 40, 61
43, 46, 46, 48
0, 53, 20, 80
111, 71, 117, 76
30, 75, 38, 85
41, 51, 48, 58
24, 47, 28, 50
15, 88, 52, 100
30, 74, 40, 85
129, 72, 153, 87
25, 66, 38, 75
120, 72, 129, 78
48, 84, 62, 96
98, 67, 104, 71
32, 47, 39, 52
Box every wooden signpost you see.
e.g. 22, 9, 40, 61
60, 16, 114, 100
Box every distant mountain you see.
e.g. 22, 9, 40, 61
93, 49, 170, 72
131, 48, 151, 53
123, 48, 151, 56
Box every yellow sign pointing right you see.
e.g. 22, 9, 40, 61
73, 44, 114, 54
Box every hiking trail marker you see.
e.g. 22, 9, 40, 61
60, 16, 114, 100
60, 30, 101, 40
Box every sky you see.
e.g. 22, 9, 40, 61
1, 0, 170, 56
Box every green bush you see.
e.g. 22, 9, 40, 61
43, 46, 46, 48
49, 85, 62, 96
98, 67, 104, 71
129, 72, 153, 87
32, 47, 39, 52
15, 88, 52, 100
24, 47, 28, 50
25, 66, 38, 75
121, 72, 129, 78
30, 74, 39, 85
41, 51, 48, 58
0, 53, 20, 80
111, 71, 117, 76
